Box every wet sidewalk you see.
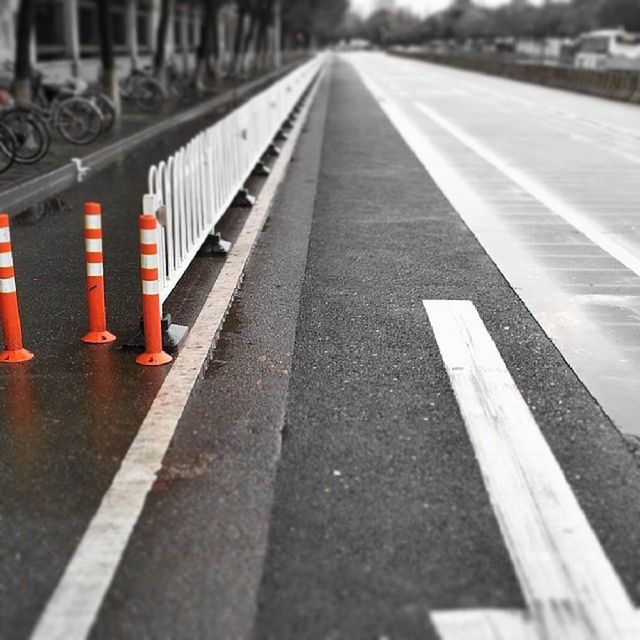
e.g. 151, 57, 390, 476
0, 60, 306, 216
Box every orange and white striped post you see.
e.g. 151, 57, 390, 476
136, 214, 172, 366
82, 202, 116, 344
0, 213, 33, 363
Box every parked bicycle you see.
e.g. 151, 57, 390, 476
32, 72, 103, 145
120, 69, 165, 112
83, 86, 116, 133
0, 106, 51, 165
0, 121, 16, 173
166, 60, 194, 103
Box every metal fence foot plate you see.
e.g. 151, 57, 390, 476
252, 162, 271, 177
123, 313, 189, 353
233, 188, 256, 208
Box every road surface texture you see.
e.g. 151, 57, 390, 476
349, 52, 640, 438
0, 53, 640, 639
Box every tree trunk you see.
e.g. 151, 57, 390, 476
232, 7, 246, 76
255, 2, 272, 72
195, 0, 213, 90
241, 12, 257, 75
153, 0, 171, 86
97, 0, 121, 117
13, 0, 34, 106
273, 0, 281, 68
254, 21, 265, 72
211, 7, 221, 79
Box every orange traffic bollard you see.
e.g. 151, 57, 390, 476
135, 214, 171, 366
82, 202, 116, 344
0, 213, 33, 363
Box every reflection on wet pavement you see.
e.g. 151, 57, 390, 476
350, 52, 640, 436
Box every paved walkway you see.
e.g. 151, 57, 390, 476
0, 63, 305, 215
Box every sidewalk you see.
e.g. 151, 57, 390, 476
0, 60, 305, 215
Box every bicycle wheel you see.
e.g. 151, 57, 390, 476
86, 91, 116, 132
0, 108, 50, 164
0, 123, 16, 173
135, 78, 165, 112
55, 97, 102, 145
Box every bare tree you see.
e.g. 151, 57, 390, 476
97, 0, 121, 117
240, 5, 257, 75
231, 0, 248, 76
13, 0, 34, 106
254, 0, 274, 71
195, 0, 219, 90
153, 0, 171, 87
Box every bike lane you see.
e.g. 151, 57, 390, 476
251, 57, 640, 639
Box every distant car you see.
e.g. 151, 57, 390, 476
574, 29, 640, 71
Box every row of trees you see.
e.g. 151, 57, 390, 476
282, 0, 348, 46
346, 0, 640, 48
13, 0, 347, 116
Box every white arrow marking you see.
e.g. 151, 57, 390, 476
423, 300, 640, 640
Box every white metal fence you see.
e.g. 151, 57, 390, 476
144, 53, 326, 304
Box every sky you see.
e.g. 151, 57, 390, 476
350, 0, 519, 18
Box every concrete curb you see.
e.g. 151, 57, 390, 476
0, 62, 301, 216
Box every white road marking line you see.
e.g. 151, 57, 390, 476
28, 67, 326, 640
413, 100, 640, 278
346, 57, 640, 280
396, 56, 640, 163
423, 300, 640, 640
431, 609, 537, 640
411, 57, 640, 144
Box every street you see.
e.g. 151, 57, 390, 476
348, 51, 640, 438
2, 52, 640, 640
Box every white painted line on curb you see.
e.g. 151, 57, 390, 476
423, 300, 640, 640
29, 68, 326, 640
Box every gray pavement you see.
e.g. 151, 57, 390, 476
1, 54, 640, 640
252, 58, 640, 640
347, 52, 640, 439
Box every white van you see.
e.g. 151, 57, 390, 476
575, 29, 640, 71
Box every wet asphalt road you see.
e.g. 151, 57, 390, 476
347, 52, 640, 439
2, 55, 640, 639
